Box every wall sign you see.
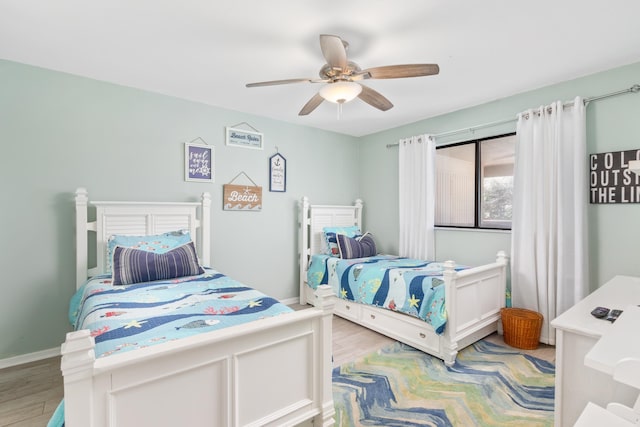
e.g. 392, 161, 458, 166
225, 126, 264, 150
223, 184, 262, 211
269, 152, 286, 192
590, 149, 640, 204
185, 142, 214, 182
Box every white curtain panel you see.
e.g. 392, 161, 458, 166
398, 134, 436, 260
511, 97, 589, 345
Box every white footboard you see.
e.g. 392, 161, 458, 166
62, 286, 336, 427
440, 251, 508, 364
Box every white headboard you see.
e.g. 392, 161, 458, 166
298, 196, 362, 294
75, 188, 211, 289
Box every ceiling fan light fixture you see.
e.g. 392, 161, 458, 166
319, 81, 362, 104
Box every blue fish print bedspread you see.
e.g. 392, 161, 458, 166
307, 255, 468, 334
70, 268, 293, 358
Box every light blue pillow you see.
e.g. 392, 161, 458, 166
323, 226, 361, 257
107, 230, 193, 274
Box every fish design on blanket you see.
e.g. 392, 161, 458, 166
101, 311, 126, 318
82, 272, 226, 299
431, 278, 444, 288
80, 286, 254, 320
175, 319, 220, 330
146, 285, 178, 291
382, 269, 408, 310
92, 297, 283, 343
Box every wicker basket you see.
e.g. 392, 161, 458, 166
500, 308, 543, 350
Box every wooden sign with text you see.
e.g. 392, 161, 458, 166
223, 184, 262, 211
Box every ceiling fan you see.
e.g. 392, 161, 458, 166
246, 34, 439, 116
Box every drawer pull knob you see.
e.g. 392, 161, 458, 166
370, 314, 376, 319
345, 305, 350, 310
419, 333, 426, 338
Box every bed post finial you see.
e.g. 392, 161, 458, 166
354, 198, 363, 228
496, 250, 508, 265
314, 285, 336, 313
75, 187, 88, 203
443, 259, 456, 272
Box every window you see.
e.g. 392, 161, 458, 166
435, 133, 515, 229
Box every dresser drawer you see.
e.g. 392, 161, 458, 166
360, 306, 441, 354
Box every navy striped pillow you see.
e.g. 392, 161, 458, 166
112, 241, 204, 285
337, 233, 377, 259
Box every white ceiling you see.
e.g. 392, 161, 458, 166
2, 1, 640, 137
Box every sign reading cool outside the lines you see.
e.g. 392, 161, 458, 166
590, 149, 640, 204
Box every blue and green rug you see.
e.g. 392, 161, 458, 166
332, 339, 555, 426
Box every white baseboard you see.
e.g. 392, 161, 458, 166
0, 347, 60, 370
281, 296, 301, 306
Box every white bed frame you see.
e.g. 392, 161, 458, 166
61, 188, 336, 427
298, 196, 508, 366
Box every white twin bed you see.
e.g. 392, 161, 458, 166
298, 196, 508, 366
59, 189, 336, 427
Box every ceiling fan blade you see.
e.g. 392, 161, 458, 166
358, 84, 393, 111
298, 93, 325, 116
319, 34, 348, 71
246, 78, 318, 88
363, 64, 440, 79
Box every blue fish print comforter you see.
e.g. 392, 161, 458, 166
70, 268, 293, 358
307, 255, 468, 334
47, 269, 294, 427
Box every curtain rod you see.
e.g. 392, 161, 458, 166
386, 83, 640, 148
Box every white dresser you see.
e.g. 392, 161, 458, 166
551, 275, 640, 427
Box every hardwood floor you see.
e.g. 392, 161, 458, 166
331, 315, 396, 366
0, 356, 63, 427
0, 309, 554, 426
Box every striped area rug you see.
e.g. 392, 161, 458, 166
332, 339, 555, 427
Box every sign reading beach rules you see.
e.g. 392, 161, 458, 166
226, 127, 263, 150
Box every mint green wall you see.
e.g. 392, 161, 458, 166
2, 58, 639, 360
0, 60, 360, 359
358, 61, 640, 292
